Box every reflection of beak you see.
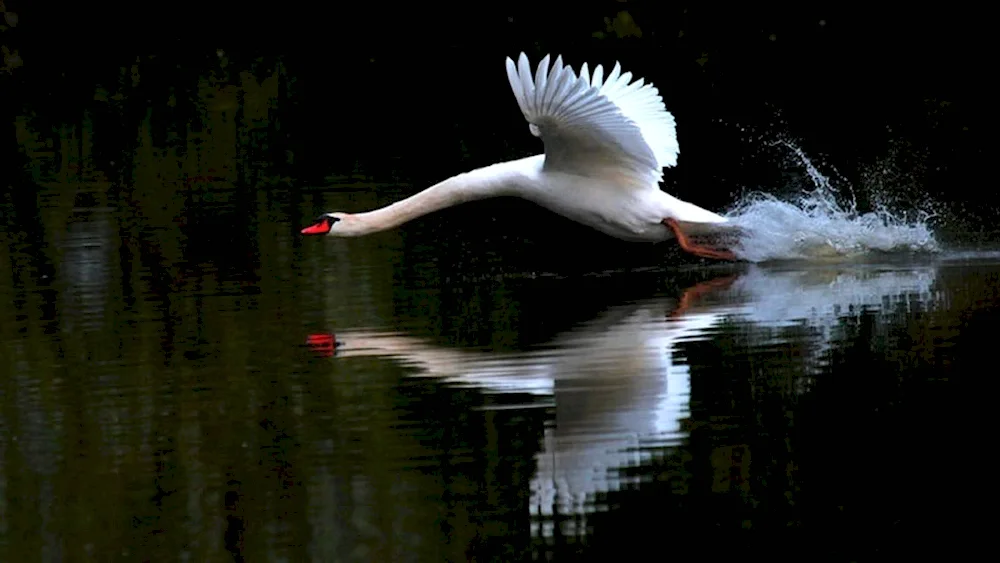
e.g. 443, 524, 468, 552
306, 333, 338, 357
301, 218, 331, 235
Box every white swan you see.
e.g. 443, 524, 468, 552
302, 52, 737, 260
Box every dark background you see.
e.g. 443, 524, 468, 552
4, 3, 989, 213
0, 4, 987, 560
1, 1, 992, 266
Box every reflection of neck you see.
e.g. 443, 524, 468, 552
350, 160, 525, 235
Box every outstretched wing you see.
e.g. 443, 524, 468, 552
505, 52, 679, 185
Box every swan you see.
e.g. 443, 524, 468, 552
301, 52, 737, 260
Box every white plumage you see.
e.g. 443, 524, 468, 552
505, 52, 678, 183
302, 52, 736, 261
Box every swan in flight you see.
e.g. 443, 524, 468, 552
302, 52, 737, 260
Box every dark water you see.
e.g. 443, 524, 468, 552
0, 58, 990, 561
2, 171, 994, 560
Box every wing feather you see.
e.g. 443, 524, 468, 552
505, 52, 679, 186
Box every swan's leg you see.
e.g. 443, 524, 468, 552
669, 274, 739, 318
662, 218, 737, 261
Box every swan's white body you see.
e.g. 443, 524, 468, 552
302, 53, 733, 253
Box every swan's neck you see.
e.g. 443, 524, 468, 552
344, 158, 535, 235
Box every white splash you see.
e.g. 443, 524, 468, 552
724, 140, 941, 263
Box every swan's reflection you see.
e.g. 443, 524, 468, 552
318, 262, 941, 538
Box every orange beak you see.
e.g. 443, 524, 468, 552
301, 217, 332, 235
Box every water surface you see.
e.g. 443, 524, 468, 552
0, 57, 986, 561
1, 181, 991, 560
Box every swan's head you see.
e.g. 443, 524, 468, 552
300, 213, 359, 237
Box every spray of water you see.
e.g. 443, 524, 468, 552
723, 138, 941, 263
